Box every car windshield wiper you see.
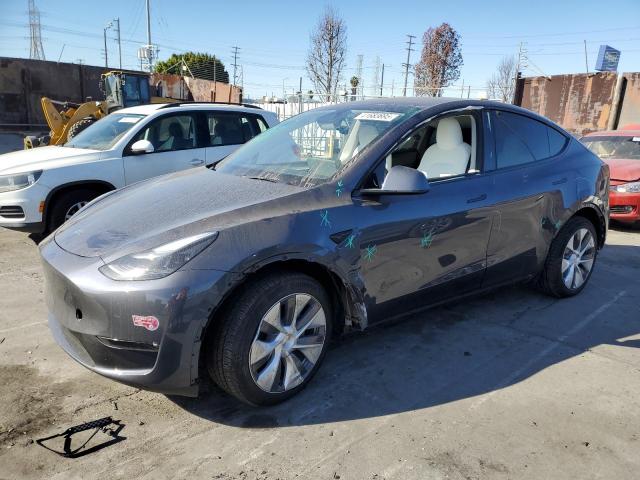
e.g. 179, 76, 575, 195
244, 175, 280, 183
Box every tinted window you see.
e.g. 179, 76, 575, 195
492, 111, 567, 168
132, 114, 197, 152
206, 113, 245, 146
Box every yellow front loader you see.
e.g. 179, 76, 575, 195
24, 98, 108, 149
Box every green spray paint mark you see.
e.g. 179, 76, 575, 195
344, 233, 356, 248
320, 210, 331, 227
421, 231, 434, 248
364, 244, 377, 262
336, 180, 344, 197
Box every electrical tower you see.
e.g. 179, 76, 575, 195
231, 46, 240, 85
28, 0, 45, 60
402, 34, 416, 97
355, 54, 363, 99
372, 56, 381, 97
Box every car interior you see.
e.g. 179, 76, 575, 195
135, 115, 196, 152
384, 114, 477, 180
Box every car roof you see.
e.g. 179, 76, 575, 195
308, 97, 537, 116
116, 103, 267, 116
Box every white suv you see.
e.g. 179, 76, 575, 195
0, 103, 278, 233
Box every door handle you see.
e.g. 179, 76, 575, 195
552, 177, 567, 185
466, 193, 487, 204
190, 158, 205, 166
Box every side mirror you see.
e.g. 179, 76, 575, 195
130, 139, 154, 155
360, 165, 430, 195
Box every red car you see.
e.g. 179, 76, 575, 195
581, 127, 640, 226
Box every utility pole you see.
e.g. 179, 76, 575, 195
114, 17, 122, 70
355, 54, 364, 99
380, 63, 385, 96
28, 0, 45, 60
402, 34, 416, 96
231, 46, 240, 85
103, 25, 109, 68
513, 42, 528, 103
583, 40, 589, 74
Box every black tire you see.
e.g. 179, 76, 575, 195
207, 272, 333, 406
537, 216, 598, 298
48, 188, 100, 232
67, 117, 96, 140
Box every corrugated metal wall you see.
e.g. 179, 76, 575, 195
516, 71, 639, 136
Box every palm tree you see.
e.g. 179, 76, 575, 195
350, 76, 359, 100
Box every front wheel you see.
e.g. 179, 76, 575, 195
537, 217, 598, 297
48, 189, 100, 232
207, 272, 332, 406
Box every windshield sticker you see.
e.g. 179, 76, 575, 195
355, 112, 401, 122
118, 117, 141, 123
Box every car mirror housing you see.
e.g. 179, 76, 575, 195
131, 139, 154, 155
361, 165, 430, 196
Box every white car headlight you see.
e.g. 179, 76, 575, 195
0, 170, 42, 193
99, 232, 218, 281
611, 182, 640, 193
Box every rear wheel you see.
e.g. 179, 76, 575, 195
208, 272, 332, 406
537, 217, 598, 297
48, 189, 100, 232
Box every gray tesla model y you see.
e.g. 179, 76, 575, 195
40, 98, 609, 405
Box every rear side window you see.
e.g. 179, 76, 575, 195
205, 112, 267, 146
492, 111, 568, 168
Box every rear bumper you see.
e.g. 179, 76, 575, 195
40, 236, 228, 396
609, 190, 640, 223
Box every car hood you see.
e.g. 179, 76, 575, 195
602, 158, 640, 182
54, 167, 305, 259
0, 146, 102, 175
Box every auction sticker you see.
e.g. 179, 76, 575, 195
132, 315, 159, 331
355, 112, 401, 122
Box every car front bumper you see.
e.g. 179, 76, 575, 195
40, 235, 228, 396
0, 183, 49, 232
609, 189, 640, 223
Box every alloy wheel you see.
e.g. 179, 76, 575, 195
249, 293, 327, 393
561, 227, 595, 290
64, 201, 88, 221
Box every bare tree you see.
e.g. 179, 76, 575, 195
487, 55, 517, 102
414, 23, 463, 97
306, 7, 347, 99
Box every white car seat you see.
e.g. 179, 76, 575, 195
339, 123, 380, 162
418, 118, 471, 178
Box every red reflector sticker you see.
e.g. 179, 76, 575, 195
132, 315, 159, 331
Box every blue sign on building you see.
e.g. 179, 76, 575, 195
595, 45, 621, 72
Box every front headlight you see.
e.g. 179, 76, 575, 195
0, 170, 42, 193
99, 232, 218, 281
611, 181, 640, 193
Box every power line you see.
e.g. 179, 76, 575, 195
402, 34, 415, 97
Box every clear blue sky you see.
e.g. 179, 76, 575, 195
1, 0, 639, 99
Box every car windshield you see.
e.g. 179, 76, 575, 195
215, 105, 419, 187
581, 136, 640, 160
65, 113, 145, 151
